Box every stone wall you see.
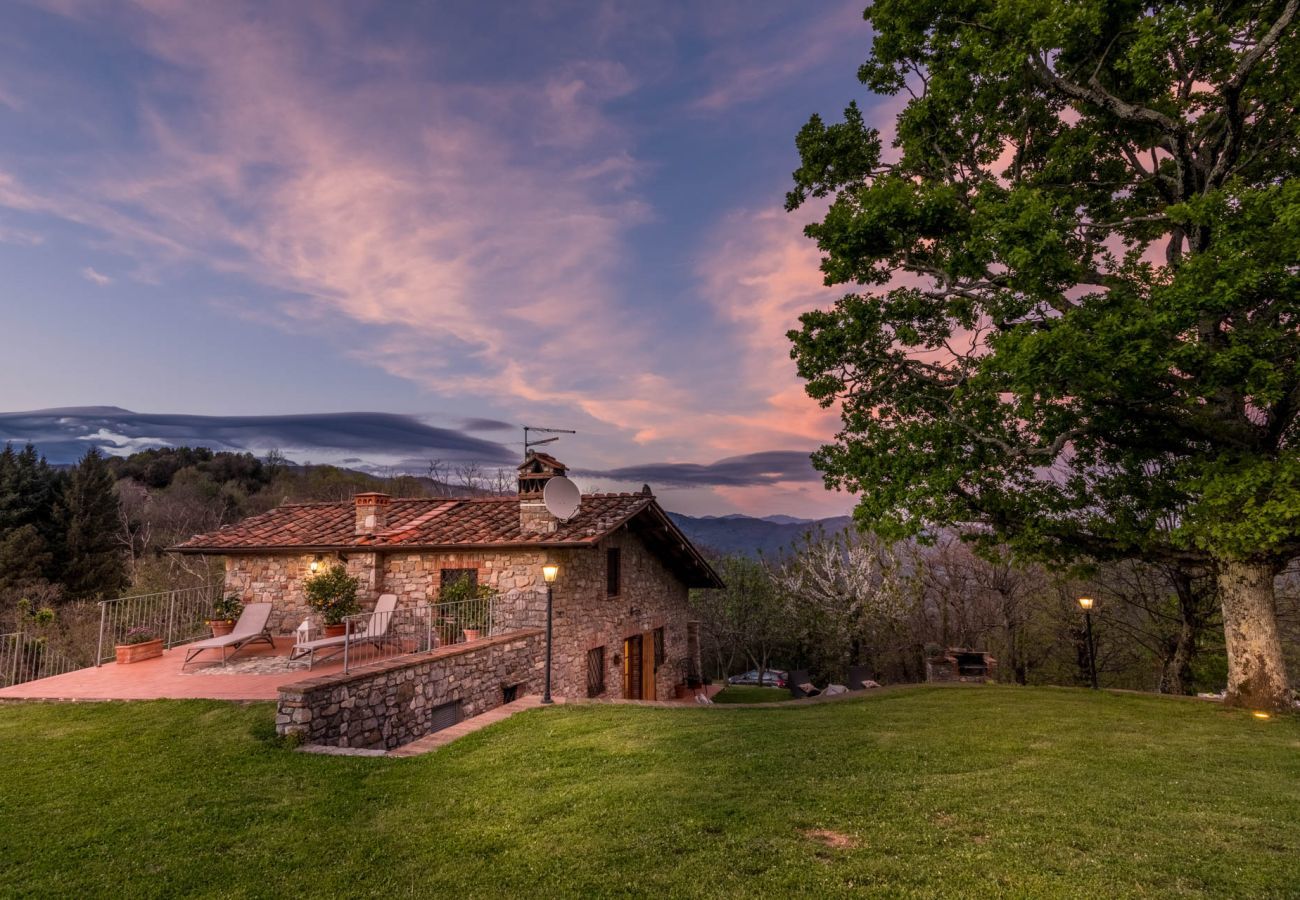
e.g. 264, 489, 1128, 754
277, 629, 545, 749
223, 551, 380, 634
546, 531, 692, 702
381, 549, 548, 606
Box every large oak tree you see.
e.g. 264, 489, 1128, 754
787, 1, 1300, 709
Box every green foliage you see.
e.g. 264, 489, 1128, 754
439, 574, 495, 629
786, 1, 1300, 571
2, 692, 1300, 895
438, 572, 494, 604
58, 448, 127, 601
208, 593, 244, 623
691, 554, 792, 678
302, 565, 360, 626
0, 525, 52, 591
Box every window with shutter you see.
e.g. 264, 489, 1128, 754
586, 646, 605, 697
606, 548, 621, 597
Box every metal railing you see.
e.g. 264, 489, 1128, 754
336, 594, 503, 674
95, 582, 225, 665
1, 632, 84, 687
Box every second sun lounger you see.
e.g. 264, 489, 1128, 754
181, 602, 274, 668
290, 594, 399, 669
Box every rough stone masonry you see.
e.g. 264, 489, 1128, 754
277, 629, 544, 750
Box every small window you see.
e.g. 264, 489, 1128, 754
653, 627, 665, 670
606, 548, 621, 597
586, 646, 606, 698
429, 701, 461, 734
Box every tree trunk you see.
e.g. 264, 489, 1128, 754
1159, 571, 1200, 695
1217, 559, 1292, 711
1160, 619, 1195, 695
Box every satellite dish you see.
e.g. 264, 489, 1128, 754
543, 476, 581, 521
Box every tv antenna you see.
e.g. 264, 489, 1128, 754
523, 425, 576, 456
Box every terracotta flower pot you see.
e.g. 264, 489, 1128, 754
208, 620, 235, 637
115, 638, 164, 665
323, 623, 347, 637
462, 628, 481, 642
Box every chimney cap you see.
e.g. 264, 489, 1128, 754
518, 451, 566, 474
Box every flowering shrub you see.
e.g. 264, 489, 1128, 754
120, 625, 157, 646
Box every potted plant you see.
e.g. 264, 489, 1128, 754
115, 625, 164, 665
303, 564, 360, 637
206, 593, 243, 637
439, 574, 496, 642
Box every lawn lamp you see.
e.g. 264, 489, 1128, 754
542, 563, 559, 704
1078, 596, 1099, 690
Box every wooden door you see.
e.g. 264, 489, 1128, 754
623, 635, 643, 699
640, 630, 656, 701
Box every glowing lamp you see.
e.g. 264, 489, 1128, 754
1253, 711, 1271, 720
542, 563, 559, 584
309, 556, 321, 573
1077, 596, 1095, 611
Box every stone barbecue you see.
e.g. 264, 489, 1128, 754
925, 648, 998, 683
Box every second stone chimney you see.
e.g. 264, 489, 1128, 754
518, 451, 566, 534
354, 492, 391, 535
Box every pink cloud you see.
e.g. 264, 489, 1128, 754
0, 2, 877, 518
3, 3, 663, 431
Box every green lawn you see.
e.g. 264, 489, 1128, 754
2, 687, 1298, 898
713, 684, 792, 703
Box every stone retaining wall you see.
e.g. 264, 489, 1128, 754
276, 629, 545, 750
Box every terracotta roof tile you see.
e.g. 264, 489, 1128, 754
172, 493, 656, 552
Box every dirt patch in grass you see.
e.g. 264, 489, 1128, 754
803, 828, 860, 849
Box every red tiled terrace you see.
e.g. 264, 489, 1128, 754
0, 637, 349, 702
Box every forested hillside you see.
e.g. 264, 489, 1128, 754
668, 512, 852, 558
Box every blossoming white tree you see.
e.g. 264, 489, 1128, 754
767, 529, 912, 680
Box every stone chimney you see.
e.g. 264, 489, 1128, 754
518, 451, 566, 534
354, 492, 391, 535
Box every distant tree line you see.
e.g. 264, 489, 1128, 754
0, 445, 125, 602
691, 531, 1300, 695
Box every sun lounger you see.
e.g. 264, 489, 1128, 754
181, 603, 274, 668
847, 665, 872, 690
788, 669, 822, 699
290, 594, 398, 669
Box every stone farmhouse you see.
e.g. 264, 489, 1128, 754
174, 453, 723, 715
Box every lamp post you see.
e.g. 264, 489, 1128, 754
1078, 596, 1099, 690
541, 563, 559, 704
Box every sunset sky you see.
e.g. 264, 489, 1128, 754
0, 1, 889, 518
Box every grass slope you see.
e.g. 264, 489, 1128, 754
712, 685, 791, 704
2, 687, 1298, 898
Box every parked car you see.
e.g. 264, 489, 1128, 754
727, 669, 787, 688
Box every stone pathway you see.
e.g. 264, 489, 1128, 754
187, 656, 312, 676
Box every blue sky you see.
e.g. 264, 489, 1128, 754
0, 1, 892, 517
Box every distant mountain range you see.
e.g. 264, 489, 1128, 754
667, 512, 854, 559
